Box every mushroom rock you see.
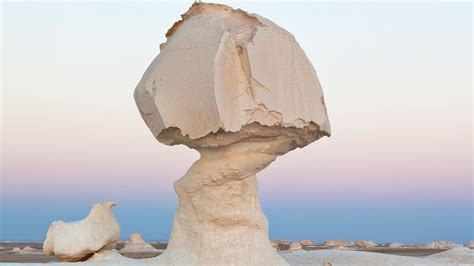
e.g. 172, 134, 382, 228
134, 2, 330, 266
120, 233, 160, 253
43, 201, 120, 262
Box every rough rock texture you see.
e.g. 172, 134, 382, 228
43, 201, 120, 262
120, 233, 160, 253
355, 240, 376, 248
134, 2, 330, 266
135, 3, 330, 141
324, 240, 352, 247
299, 240, 314, 246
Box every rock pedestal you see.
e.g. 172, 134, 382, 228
134, 2, 331, 265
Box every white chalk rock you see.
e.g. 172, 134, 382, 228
354, 240, 376, 248
12, 247, 22, 253
289, 243, 303, 251
43, 201, 120, 262
120, 233, 160, 253
135, 3, 330, 141
22, 246, 36, 251
425, 241, 457, 249
134, 3, 330, 266
388, 242, 402, 248
299, 240, 314, 246
324, 240, 352, 247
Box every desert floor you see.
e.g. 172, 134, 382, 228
0, 242, 465, 264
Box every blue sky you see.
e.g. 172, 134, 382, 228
1, 1, 472, 243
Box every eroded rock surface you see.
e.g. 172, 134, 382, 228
355, 240, 376, 248
135, 3, 330, 141
134, 2, 330, 266
120, 233, 160, 253
43, 201, 120, 262
324, 240, 352, 248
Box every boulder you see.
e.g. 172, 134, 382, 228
22, 246, 36, 251
120, 233, 160, 253
354, 240, 376, 248
299, 240, 314, 246
388, 242, 402, 248
288, 243, 302, 251
43, 201, 120, 262
323, 240, 351, 247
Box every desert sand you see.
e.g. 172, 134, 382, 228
1, 243, 473, 265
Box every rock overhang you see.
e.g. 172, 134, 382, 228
134, 2, 331, 148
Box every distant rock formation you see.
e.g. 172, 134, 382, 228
425, 241, 457, 249
12, 247, 22, 253
120, 233, 160, 253
324, 240, 351, 247
299, 240, 314, 246
288, 243, 302, 251
43, 201, 120, 262
388, 242, 402, 248
22, 246, 36, 251
464, 241, 474, 248
355, 240, 376, 248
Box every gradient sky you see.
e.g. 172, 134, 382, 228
1, 1, 472, 243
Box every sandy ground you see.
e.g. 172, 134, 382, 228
0, 243, 166, 263
0, 243, 472, 265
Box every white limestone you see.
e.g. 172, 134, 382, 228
324, 240, 352, 247
388, 242, 402, 248
134, 3, 330, 140
120, 233, 160, 253
43, 201, 120, 262
133, 2, 330, 266
424, 240, 458, 249
355, 240, 376, 248
299, 240, 314, 246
